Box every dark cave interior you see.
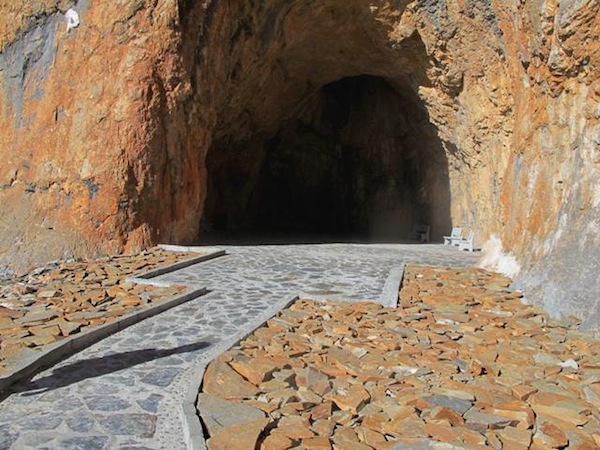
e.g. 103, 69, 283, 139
202, 75, 450, 243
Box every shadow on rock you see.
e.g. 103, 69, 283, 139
8, 341, 212, 397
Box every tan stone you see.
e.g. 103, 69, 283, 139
260, 434, 293, 450
273, 416, 314, 440
330, 385, 370, 414
300, 436, 331, 450
331, 410, 355, 427
382, 418, 427, 438
296, 388, 322, 404
22, 333, 56, 347
511, 384, 538, 401
355, 426, 387, 447
331, 426, 360, 444
425, 406, 465, 426
38, 290, 59, 299
360, 412, 391, 433
311, 418, 336, 438
203, 359, 260, 400
563, 425, 598, 450
121, 296, 142, 307
455, 427, 488, 446
278, 401, 312, 416
529, 391, 575, 407
244, 399, 279, 414
482, 407, 535, 430
295, 367, 331, 397
386, 405, 417, 421
230, 356, 279, 385
265, 387, 298, 405
259, 378, 290, 392
54, 319, 81, 336
310, 401, 333, 421
497, 427, 532, 449
531, 404, 589, 426
423, 423, 463, 443
0, 340, 26, 360
463, 409, 519, 433
29, 324, 61, 338
533, 419, 568, 448
208, 418, 268, 450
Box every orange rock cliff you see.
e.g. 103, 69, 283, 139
0, 1, 598, 329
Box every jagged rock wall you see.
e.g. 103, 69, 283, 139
0, 0, 201, 266
0, 1, 598, 329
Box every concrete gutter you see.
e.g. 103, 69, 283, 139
0, 246, 224, 392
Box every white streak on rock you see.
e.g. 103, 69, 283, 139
65, 8, 80, 32
479, 235, 521, 278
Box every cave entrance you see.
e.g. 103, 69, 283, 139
202, 75, 451, 243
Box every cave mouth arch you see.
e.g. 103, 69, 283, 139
201, 74, 451, 244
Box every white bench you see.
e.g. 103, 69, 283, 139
457, 231, 475, 252
443, 227, 462, 246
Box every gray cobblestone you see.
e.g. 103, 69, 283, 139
0, 243, 477, 448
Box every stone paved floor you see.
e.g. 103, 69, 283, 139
0, 244, 478, 449
0, 248, 197, 374
200, 265, 600, 449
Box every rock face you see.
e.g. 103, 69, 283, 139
0, 2, 598, 327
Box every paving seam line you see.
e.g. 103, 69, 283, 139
182, 264, 407, 449
0, 246, 224, 392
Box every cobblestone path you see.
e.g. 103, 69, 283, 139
0, 244, 478, 449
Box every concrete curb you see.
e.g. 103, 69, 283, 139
182, 295, 300, 450
127, 247, 226, 286
0, 245, 224, 392
0, 287, 208, 392
379, 264, 406, 308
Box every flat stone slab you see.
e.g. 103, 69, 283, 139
197, 393, 266, 436
195, 263, 600, 449
0, 243, 478, 449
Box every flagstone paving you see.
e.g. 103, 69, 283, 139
0, 244, 478, 449
201, 264, 600, 449
0, 248, 199, 374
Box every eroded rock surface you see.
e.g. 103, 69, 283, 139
0, 1, 598, 325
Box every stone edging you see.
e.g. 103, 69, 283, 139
182, 294, 300, 450
0, 246, 225, 393
181, 265, 407, 449
127, 246, 226, 287
0, 286, 208, 392
379, 264, 406, 308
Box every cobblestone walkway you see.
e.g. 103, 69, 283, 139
0, 244, 478, 449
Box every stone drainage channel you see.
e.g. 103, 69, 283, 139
0, 244, 478, 449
